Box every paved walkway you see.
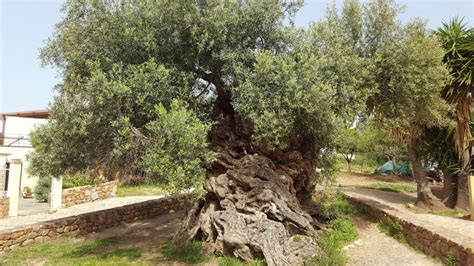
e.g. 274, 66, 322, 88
342, 188, 474, 249
341, 187, 474, 265
344, 215, 441, 266
0, 196, 163, 230
18, 198, 49, 216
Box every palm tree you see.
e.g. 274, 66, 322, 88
435, 17, 474, 210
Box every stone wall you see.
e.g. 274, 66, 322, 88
346, 196, 474, 265
0, 195, 191, 251
62, 181, 118, 208
0, 195, 8, 219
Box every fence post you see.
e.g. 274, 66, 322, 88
469, 175, 474, 220
7, 159, 22, 217
50, 176, 62, 212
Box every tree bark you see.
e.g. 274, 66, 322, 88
407, 141, 444, 209
440, 165, 456, 208
454, 96, 471, 210
172, 100, 322, 265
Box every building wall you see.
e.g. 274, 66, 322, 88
0, 116, 47, 194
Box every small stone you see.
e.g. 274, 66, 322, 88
22, 239, 34, 246
406, 203, 415, 209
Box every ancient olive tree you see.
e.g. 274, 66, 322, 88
29, 1, 371, 264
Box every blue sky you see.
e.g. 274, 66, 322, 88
1, 0, 473, 113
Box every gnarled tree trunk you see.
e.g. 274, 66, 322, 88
407, 141, 444, 209
172, 108, 322, 265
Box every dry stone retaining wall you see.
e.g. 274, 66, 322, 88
0, 195, 8, 219
62, 181, 118, 208
346, 195, 474, 265
0, 195, 191, 251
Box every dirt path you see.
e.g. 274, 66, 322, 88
345, 215, 441, 266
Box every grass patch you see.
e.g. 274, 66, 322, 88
429, 209, 462, 218
218, 256, 266, 266
1, 236, 146, 265
314, 191, 360, 218
117, 183, 165, 197
159, 241, 211, 264
378, 218, 406, 243
358, 182, 416, 193
307, 217, 358, 265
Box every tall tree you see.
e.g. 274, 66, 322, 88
435, 18, 474, 210
335, 127, 360, 172
30, 1, 371, 264
369, 20, 452, 208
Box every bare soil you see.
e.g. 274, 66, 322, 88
337, 171, 415, 187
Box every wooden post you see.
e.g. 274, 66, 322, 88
469, 175, 474, 220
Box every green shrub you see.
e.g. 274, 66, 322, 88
34, 177, 51, 202
315, 191, 360, 218
307, 217, 358, 265
62, 174, 104, 189
378, 218, 406, 242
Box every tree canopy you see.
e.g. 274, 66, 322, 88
30, 0, 373, 192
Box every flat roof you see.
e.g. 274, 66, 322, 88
1, 109, 49, 119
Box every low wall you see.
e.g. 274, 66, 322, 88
346, 195, 474, 265
0, 195, 191, 251
62, 181, 118, 208
0, 195, 8, 219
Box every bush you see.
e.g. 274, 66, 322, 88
62, 174, 104, 189
34, 177, 51, 202
307, 217, 358, 265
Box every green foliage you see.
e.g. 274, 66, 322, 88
62, 174, 105, 189
334, 127, 361, 166
0, 236, 143, 265
159, 241, 210, 264
370, 19, 452, 137
33, 177, 51, 202
445, 254, 458, 266
435, 17, 474, 102
378, 218, 406, 243
141, 99, 213, 195
316, 151, 341, 185
358, 182, 417, 193
306, 217, 358, 265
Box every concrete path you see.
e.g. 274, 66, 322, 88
345, 215, 441, 266
0, 196, 163, 230
342, 188, 474, 264
17, 198, 49, 216
343, 188, 474, 249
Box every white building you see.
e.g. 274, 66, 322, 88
0, 110, 49, 194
